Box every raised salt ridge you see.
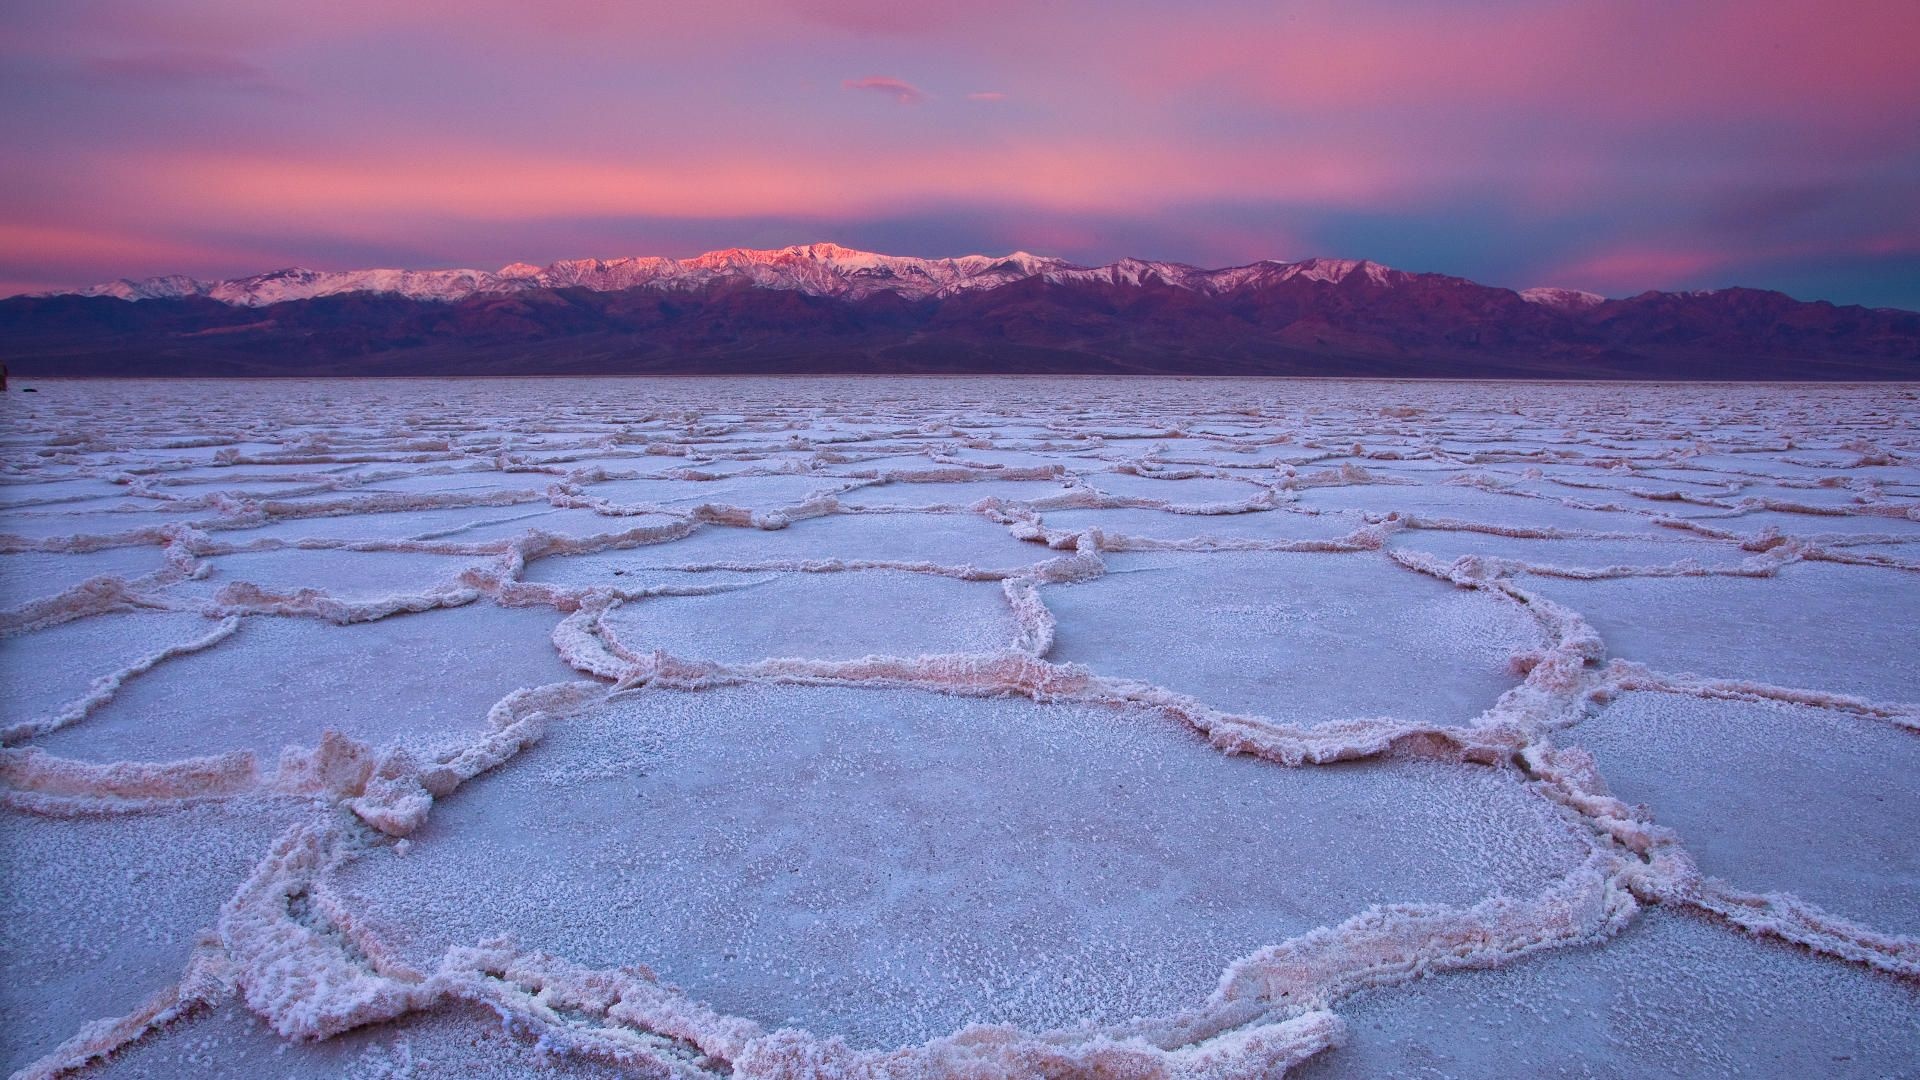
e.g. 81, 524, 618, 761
1, 377, 1914, 1078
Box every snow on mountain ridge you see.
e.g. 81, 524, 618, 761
1520, 287, 1607, 311
65, 243, 1602, 309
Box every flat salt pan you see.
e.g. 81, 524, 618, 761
1041, 506, 1365, 543
191, 548, 488, 602
524, 512, 1045, 576
33, 605, 576, 764
0, 611, 232, 731
0, 796, 313, 1075
86, 1000, 625, 1080
0, 477, 131, 509
1086, 472, 1273, 505
333, 684, 1589, 1049
205, 504, 559, 545
0, 508, 208, 542
833, 479, 1077, 508
1566, 691, 1920, 936
598, 570, 1020, 662
1290, 909, 1920, 1080
582, 473, 853, 511
0, 547, 170, 607
1293, 484, 1671, 534
2, 377, 1915, 1073
1690, 508, 1920, 541
1387, 531, 1756, 572
1521, 561, 1920, 704
1044, 551, 1542, 724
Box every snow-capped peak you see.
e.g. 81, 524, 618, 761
1519, 287, 1607, 311
59, 244, 1438, 308
1277, 258, 1396, 286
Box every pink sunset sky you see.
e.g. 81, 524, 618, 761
3, 0, 1918, 307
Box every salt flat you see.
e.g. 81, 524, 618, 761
1, 377, 1915, 1078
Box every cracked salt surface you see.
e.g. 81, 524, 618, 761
1565, 691, 1920, 937
596, 572, 1020, 663
30, 605, 578, 765
1288, 909, 1920, 1080
1525, 562, 1920, 703
1, 612, 230, 733
1, 377, 1915, 1078
0, 549, 170, 607
1043, 551, 1543, 725
0, 796, 314, 1074
331, 685, 1589, 1049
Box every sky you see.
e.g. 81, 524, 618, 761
3, 0, 1918, 308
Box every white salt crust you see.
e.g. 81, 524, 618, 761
1, 377, 1914, 1078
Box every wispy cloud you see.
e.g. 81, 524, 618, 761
842, 76, 927, 105
4, 0, 1916, 308
80, 51, 292, 96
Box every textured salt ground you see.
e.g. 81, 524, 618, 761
332, 684, 1591, 1050
1085, 472, 1274, 505
1685, 453, 1864, 478
341, 471, 559, 496
184, 548, 489, 602
598, 570, 1020, 662
1303, 458, 1470, 476
203, 504, 580, 545
154, 462, 365, 482
144, 478, 332, 499
581, 473, 855, 511
0, 547, 170, 606
833, 478, 1078, 508
1385, 532, 1756, 572
1496, 464, 1737, 491
86, 1000, 630, 1080
1289, 909, 1920, 1080
931, 447, 1095, 468
523, 512, 1047, 578
497, 453, 667, 475
2, 379, 1916, 1076
237, 484, 507, 507
0, 611, 231, 730
33, 605, 577, 764
1828, 539, 1920, 560
1521, 561, 1920, 704
1043, 551, 1542, 724
1725, 482, 1902, 509
0, 795, 316, 1075
1291, 485, 1672, 534
814, 453, 971, 475
1487, 480, 1742, 520
431, 507, 686, 543
1039, 506, 1365, 543
1688, 508, 1920, 540
0, 509, 207, 542
0, 477, 133, 508
1566, 692, 1920, 936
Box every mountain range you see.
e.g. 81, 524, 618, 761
4, 242, 1915, 379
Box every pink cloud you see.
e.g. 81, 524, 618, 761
1128, 0, 1920, 122
80, 50, 292, 95
1538, 229, 1920, 296
4, 0, 1914, 305
841, 76, 928, 105
785, 0, 1023, 36
36, 127, 1400, 262
1541, 247, 1734, 294
0, 221, 283, 291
